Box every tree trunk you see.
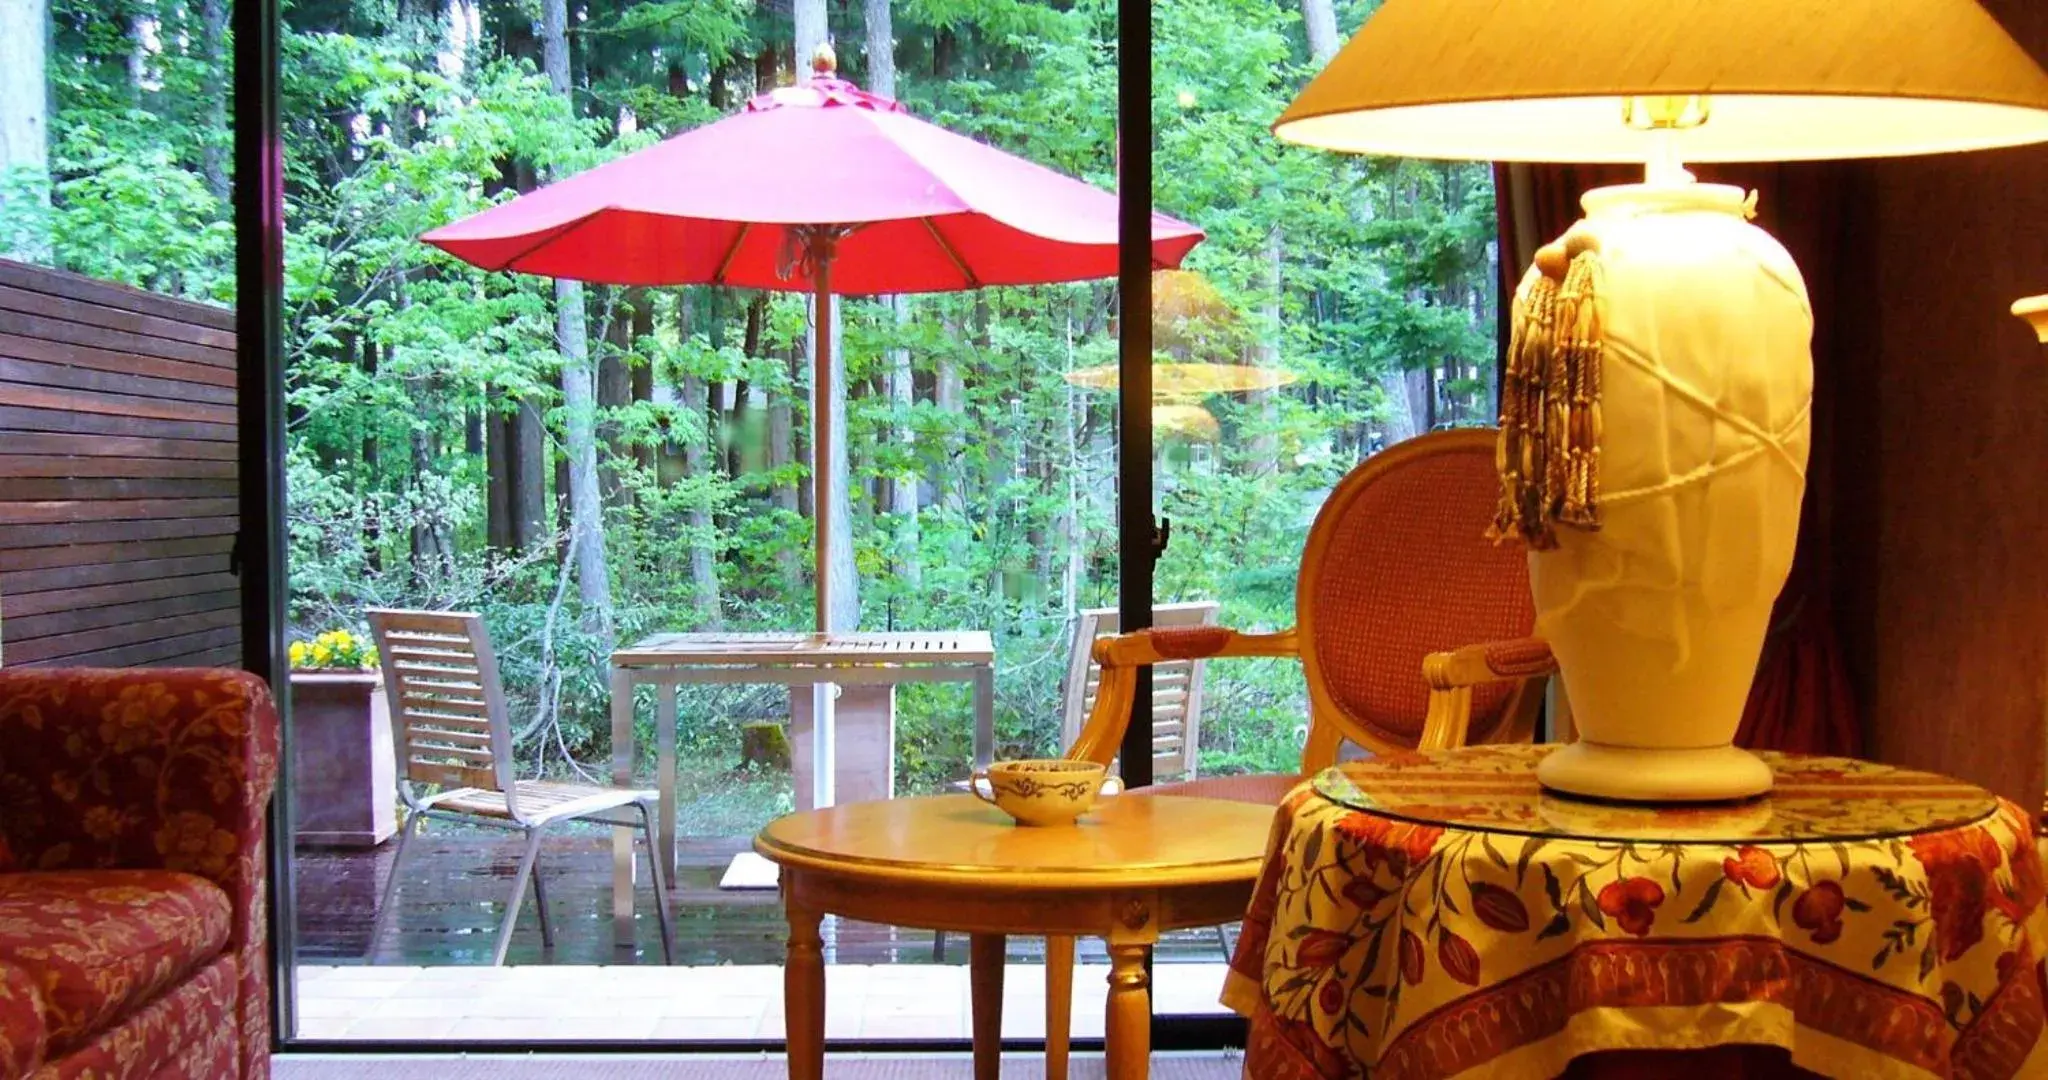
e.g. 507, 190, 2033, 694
543, 0, 614, 644
1249, 224, 1282, 475
486, 403, 512, 551
1060, 311, 1082, 615
126, 4, 153, 100
672, 289, 722, 622
865, 0, 919, 582
681, 375, 723, 622
769, 348, 799, 586
513, 400, 547, 550
360, 338, 384, 573
1301, 0, 1339, 69
631, 292, 654, 478
1302, 0, 1415, 448
936, 316, 965, 514
0, 0, 51, 263
794, 0, 828, 77
199, 0, 228, 202
598, 287, 637, 508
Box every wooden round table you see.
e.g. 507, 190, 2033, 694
755, 792, 1275, 1080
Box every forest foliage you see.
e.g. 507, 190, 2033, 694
2, 0, 1499, 801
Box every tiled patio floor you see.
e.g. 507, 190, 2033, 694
294, 961, 1234, 1042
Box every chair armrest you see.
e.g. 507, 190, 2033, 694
1069, 627, 1298, 767
1422, 637, 1557, 690
0, 669, 279, 938
0, 668, 280, 1080
1419, 637, 1556, 751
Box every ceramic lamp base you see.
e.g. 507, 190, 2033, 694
1538, 741, 1774, 803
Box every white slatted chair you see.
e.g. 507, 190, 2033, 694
365, 609, 674, 966
1059, 601, 1220, 782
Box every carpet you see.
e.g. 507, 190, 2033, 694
275, 1052, 1244, 1078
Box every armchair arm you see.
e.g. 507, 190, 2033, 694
1068, 627, 1299, 767
1419, 637, 1557, 751
0, 668, 279, 1079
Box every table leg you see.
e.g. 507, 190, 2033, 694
609, 667, 636, 948
1045, 934, 1074, 1080
1105, 941, 1151, 1080
972, 664, 995, 772
970, 934, 1005, 1080
657, 683, 678, 882
785, 898, 826, 1080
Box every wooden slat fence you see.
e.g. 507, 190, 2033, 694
0, 258, 240, 668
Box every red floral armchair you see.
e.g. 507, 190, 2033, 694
0, 669, 279, 1080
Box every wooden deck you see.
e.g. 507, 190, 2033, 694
293, 831, 1236, 967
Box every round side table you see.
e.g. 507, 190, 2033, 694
1226, 744, 2048, 1080
756, 792, 1274, 1080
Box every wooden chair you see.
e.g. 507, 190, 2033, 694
364, 609, 675, 966
1059, 601, 1219, 783
1038, 429, 1555, 1077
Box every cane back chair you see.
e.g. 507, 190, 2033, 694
365, 609, 674, 965
1034, 428, 1557, 1078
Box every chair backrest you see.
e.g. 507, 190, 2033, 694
1298, 428, 1540, 761
1060, 601, 1219, 780
365, 609, 516, 803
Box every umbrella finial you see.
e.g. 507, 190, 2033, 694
811, 42, 838, 76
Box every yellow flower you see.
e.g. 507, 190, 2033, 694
289, 642, 310, 666
312, 643, 333, 665
333, 630, 355, 650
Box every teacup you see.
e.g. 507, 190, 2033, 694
971, 759, 1115, 827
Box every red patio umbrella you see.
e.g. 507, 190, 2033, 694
424, 50, 1204, 638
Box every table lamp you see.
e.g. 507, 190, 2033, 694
1276, 0, 2048, 802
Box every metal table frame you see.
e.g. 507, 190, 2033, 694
606, 631, 996, 941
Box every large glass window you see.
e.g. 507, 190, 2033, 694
1146, 0, 1499, 1019
277, 0, 1132, 1045
0, 0, 1509, 1053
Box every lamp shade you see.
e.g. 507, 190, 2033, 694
1275, 0, 2048, 163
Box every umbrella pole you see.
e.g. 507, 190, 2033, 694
810, 254, 836, 809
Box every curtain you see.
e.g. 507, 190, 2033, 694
1493, 162, 1863, 758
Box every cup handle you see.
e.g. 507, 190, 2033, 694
970, 770, 998, 805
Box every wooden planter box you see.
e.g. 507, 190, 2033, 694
289, 671, 397, 847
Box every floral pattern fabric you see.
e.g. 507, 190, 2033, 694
1224, 745, 2048, 1080
0, 965, 44, 1079
0, 872, 230, 1059
31, 956, 236, 1080
0, 669, 279, 1080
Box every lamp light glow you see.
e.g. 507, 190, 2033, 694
1275, 0, 2048, 164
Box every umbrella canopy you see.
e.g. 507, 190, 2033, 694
423, 71, 1203, 292
424, 50, 1203, 649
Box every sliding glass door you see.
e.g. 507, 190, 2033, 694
235, 0, 1502, 1055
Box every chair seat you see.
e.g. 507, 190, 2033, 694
1139, 772, 1310, 805
0, 870, 230, 1059
424, 780, 653, 825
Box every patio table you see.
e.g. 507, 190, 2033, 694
607, 630, 996, 938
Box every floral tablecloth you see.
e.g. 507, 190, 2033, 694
1222, 744, 2048, 1080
